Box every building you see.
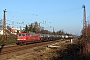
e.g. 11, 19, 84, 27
0, 19, 25, 35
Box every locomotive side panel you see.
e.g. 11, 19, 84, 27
28, 34, 40, 40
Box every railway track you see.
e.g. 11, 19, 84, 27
0, 40, 62, 55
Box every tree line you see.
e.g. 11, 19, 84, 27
24, 21, 72, 35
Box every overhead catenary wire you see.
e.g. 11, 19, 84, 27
7, 7, 82, 16
4, 7, 83, 31
6, 7, 82, 21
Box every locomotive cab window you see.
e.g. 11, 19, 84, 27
18, 34, 26, 36
18, 34, 22, 36
22, 34, 25, 36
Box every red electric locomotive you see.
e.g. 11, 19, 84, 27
16, 32, 41, 45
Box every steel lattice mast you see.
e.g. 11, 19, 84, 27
2, 9, 7, 45
82, 5, 87, 38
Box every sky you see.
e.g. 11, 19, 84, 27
0, 0, 90, 35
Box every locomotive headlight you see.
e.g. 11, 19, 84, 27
17, 39, 20, 40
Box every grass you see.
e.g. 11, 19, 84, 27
0, 34, 17, 45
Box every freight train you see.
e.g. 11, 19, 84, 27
16, 32, 74, 45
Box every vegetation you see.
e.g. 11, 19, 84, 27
24, 21, 72, 35
0, 21, 73, 45
0, 34, 17, 45
24, 24, 28, 32
79, 22, 90, 59
24, 22, 40, 33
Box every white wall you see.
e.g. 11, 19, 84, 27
0, 30, 3, 35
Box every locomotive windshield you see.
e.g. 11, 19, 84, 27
18, 34, 22, 36
18, 34, 26, 36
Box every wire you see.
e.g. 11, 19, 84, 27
5, 7, 83, 29
41, 7, 83, 15
7, 7, 82, 16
